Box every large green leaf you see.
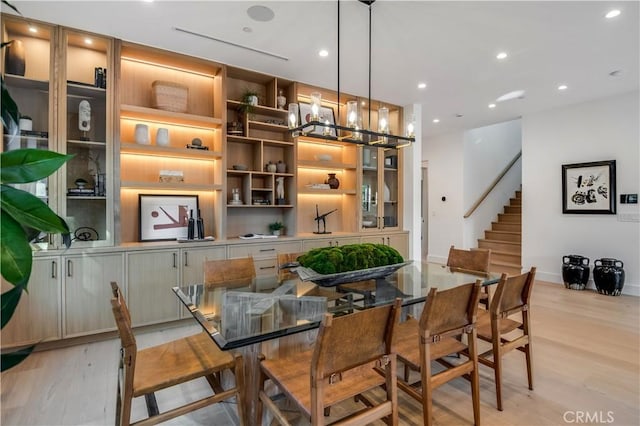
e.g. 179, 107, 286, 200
1, 149, 73, 184
1, 185, 70, 233
0, 210, 32, 287
1, 347, 36, 372
1, 286, 23, 329
1, 75, 19, 136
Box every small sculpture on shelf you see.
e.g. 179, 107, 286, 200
276, 177, 285, 205
277, 89, 287, 110
313, 204, 337, 234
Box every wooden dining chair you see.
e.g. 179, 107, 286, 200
447, 245, 492, 308
257, 298, 402, 425
109, 282, 246, 426
474, 267, 536, 411
395, 281, 482, 426
204, 257, 256, 290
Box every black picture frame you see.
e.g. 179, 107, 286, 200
298, 102, 337, 137
562, 160, 616, 214
139, 194, 199, 241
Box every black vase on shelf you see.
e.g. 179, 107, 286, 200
326, 173, 340, 189
561, 255, 590, 290
5, 39, 26, 76
593, 258, 625, 296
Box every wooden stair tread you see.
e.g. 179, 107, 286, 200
491, 260, 522, 268
486, 230, 521, 236
478, 239, 521, 246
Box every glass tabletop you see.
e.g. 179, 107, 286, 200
173, 261, 500, 350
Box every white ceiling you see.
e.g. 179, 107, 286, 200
8, 0, 639, 137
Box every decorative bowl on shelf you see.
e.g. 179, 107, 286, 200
232, 164, 248, 171
362, 220, 374, 227
315, 154, 332, 162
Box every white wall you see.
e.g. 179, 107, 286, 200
522, 91, 640, 295
463, 120, 522, 248
403, 104, 422, 261
423, 131, 465, 263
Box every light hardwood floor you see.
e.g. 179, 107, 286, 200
1, 281, 639, 425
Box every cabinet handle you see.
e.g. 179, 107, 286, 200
173, 253, 177, 268
381, 237, 385, 245
260, 265, 276, 270
386, 237, 390, 246
67, 259, 72, 277
259, 248, 275, 252
51, 261, 57, 279
184, 252, 189, 267
48, 233, 54, 245
329, 241, 333, 247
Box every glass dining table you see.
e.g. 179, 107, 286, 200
173, 260, 501, 423
173, 260, 501, 351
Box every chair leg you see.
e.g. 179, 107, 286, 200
523, 313, 534, 391
115, 382, 122, 426
233, 354, 247, 426
468, 330, 481, 426
492, 321, 504, 411
420, 345, 433, 426
144, 393, 159, 417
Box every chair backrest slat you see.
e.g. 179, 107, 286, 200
277, 252, 304, 284
447, 245, 491, 274
204, 257, 256, 289
490, 268, 536, 316
420, 281, 482, 337
311, 299, 401, 380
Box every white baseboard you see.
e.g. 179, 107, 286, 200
536, 271, 639, 297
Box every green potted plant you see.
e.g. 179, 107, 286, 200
238, 88, 259, 118
268, 221, 284, 236
1, 0, 73, 371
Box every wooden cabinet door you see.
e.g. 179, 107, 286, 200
1, 257, 61, 348
181, 246, 226, 286
63, 252, 124, 337
361, 232, 409, 259
127, 249, 180, 326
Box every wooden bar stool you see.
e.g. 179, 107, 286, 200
395, 281, 483, 426
475, 267, 536, 411
109, 282, 246, 426
257, 298, 402, 425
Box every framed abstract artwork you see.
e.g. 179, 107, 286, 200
562, 160, 616, 214
139, 194, 199, 241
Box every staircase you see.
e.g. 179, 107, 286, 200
477, 190, 522, 276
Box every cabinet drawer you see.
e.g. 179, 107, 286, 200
254, 258, 278, 276
228, 241, 303, 259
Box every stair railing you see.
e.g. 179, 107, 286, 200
464, 151, 522, 219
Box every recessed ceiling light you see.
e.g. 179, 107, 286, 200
432, 118, 440, 123
605, 9, 621, 19
417, 82, 427, 89
488, 103, 496, 109
609, 69, 622, 77
247, 5, 275, 22
496, 89, 525, 102
28, 26, 38, 33
558, 84, 568, 91
496, 52, 508, 60
84, 38, 93, 45
242, 26, 252, 33
318, 49, 329, 57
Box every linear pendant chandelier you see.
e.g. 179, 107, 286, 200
288, 0, 415, 149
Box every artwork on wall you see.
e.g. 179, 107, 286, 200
562, 160, 616, 214
139, 194, 199, 241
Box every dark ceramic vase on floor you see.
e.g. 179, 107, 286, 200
561, 255, 590, 290
593, 258, 625, 296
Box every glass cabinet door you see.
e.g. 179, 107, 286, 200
382, 150, 399, 228
59, 29, 113, 247
2, 17, 56, 247
361, 146, 379, 229
360, 146, 401, 230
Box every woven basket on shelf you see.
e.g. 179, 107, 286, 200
151, 80, 188, 113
